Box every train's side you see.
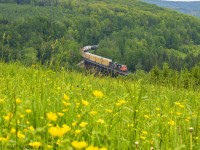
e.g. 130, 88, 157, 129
82, 52, 112, 67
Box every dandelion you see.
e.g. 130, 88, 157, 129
47, 112, 57, 121
72, 121, 77, 127
176, 112, 182, 116
17, 131, 25, 139
93, 90, 103, 98
82, 100, 89, 106
0, 136, 9, 142
25, 109, 32, 114
79, 122, 88, 128
63, 94, 70, 101
96, 119, 105, 124
86, 145, 99, 150
155, 107, 160, 111
141, 131, 148, 135
16, 98, 22, 104
3, 112, 13, 121
29, 141, 42, 149
168, 120, 175, 126
62, 101, 71, 106
10, 128, 16, 134
57, 112, 64, 117
28, 126, 34, 131
71, 141, 88, 149
48, 125, 71, 138
105, 109, 113, 113
75, 129, 81, 135
89, 111, 97, 116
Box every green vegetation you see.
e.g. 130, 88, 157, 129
0, 62, 199, 149
0, 0, 200, 72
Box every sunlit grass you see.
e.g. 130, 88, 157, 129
0, 62, 199, 149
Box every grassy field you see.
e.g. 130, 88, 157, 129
0, 63, 199, 149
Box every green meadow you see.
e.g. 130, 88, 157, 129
0, 62, 199, 149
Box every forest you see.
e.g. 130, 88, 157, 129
0, 0, 200, 72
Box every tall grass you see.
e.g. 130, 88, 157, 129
0, 62, 199, 149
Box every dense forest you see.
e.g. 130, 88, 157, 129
0, 0, 200, 72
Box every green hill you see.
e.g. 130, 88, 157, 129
0, 0, 200, 71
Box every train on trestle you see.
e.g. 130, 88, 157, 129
81, 45, 129, 76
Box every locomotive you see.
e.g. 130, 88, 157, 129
81, 45, 128, 73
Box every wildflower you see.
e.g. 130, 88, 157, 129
72, 121, 77, 127
168, 120, 175, 126
96, 119, 105, 124
86, 145, 99, 150
62, 101, 71, 106
77, 114, 81, 118
26, 121, 30, 125
19, 114, 25, 118
144, 115, 150, 119
63, 94, 70, 101
25, 109, 32, 114
105, 109, 113, 113
176, 112, 182, 116
47, 145, 53, 149
10, 128, 16, 134
17, 131, 25, 139
75, 129, 81, 135
28, 126, 34, 131
141, 131, 148, 135
82, 100, 89, 106
140, 136, 146, 140
0, 98, 5, 104
29, 141, 42, 149
116, 99, 126, 106
0, 136, 9, 142
48, 125, 71, 138
79, 122, 88, 128
47, 112, 57, 121
62, 109, 68, 112
16, 98, 22, 104
155, 107, 160, 111
3, 112, 13, 121
57, 112, 64, 117
93, 90, 103, 98
89, 111, 97, 116
71, 141, 88, 149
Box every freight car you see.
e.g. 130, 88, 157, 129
81, 45, 128, 73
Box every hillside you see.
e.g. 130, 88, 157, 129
143, 0, 200, 17
0, 62, 199, 149
0, 0, 200, 72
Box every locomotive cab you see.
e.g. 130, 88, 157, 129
119, 65, 128, 72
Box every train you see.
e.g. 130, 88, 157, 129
81, 45, 128, 72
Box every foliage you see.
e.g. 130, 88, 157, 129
0, 0, 200, 72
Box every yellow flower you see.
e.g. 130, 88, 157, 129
93, 90, 103, 98
75, 129, 81, 135
86, 146, 99, 150
3, 112, 13, 121
168, 120, 175, 126
48, 125, 71, 138
89, 111, 97, 116
141, 131, 148, 135
25, 109, 32, 114
62, 101, 71, 106
57, 112, 64, 117
176, 112, 182, 116
72, 121, 77, 127
63, 94, 70, 101
79, 122, 88, 128
16, 98, 22, 104
105, 109, 113, 113
155, 107, 160, 111
10, 128, 16, 134
28, 126, 34, 131
47, 145, 53, 149
29, 141, 42, 149
96, 119, 105, 124
0, 136, 9, 142
71, 141, 88, 149
82, 100, 89, 106
47, 112, 57, 121
0, 98, 5, 104
17, 131, 25, 139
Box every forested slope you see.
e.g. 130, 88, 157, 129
0, 0, 200, 71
